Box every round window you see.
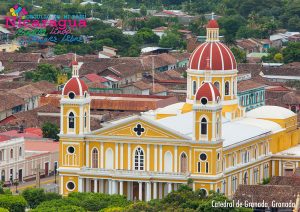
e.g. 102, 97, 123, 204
201, 98, 208, 105
67, 146, 75, 154
68, 92, 75, 99
200, 153, 207, 161
66, 181, 75, 191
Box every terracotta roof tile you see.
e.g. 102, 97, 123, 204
82, 74, 108, 83
0, 93, 25, 112
237, 80, 266, 92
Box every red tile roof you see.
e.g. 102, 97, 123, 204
83, 74, 108, 83
25, 140, 59, 153
0, 128, 42, 139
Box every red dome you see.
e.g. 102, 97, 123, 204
189, 42, 237, 71
62, 77, 88, 96
195, 82, 220, 102
207, 19, 219, 28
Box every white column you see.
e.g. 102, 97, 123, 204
100, 179, 104, 193
153, 182, 157, 199
100, 143, 104, 168
94, 179, 98, 193
115, 143, 119, 169
86, 179, 90, 192
231, 77, 233, 98
119, 181, 123, 195
159, 145, 163, 172
189, 149, 192, 172
147, 144, 150, 171
139, 182, 143, 201
60, 105, 64, 133
174, 146, 178, 173
86, 141, 90, 167
239, 172, 242, 185
127, 182, 132, 200
60, 176, 63, 195
120, 144, 124, 169
227, 176, 231, 195
174, 183, 178, 191
78, 177, 83, 192
167, 183, 172, 193
146, 182, 151, 201
108, 180, 112, 194
260, 164, 264, 180
212, 112, 216, 140
221, 77, 225, 100
112, 180, 118, 194
159, 182, 163, 199
279, 161, 282, 176
272, 161, 275, 176
128, 144, 131, 170
154, 145, 158, 172
250, 169, 253, 184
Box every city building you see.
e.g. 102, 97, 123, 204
0, 128, 58, 185
58, 19, 300, 201
237, 79, 266, 111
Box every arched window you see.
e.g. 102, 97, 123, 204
180, 152, 188, 173
134, 147, 144, 171
19, 147, 22, 157
84, 112, 87, 128
243, 172, 248, 184
200, 117, 207, 135
193, 81, 197, 95
68, 112, 75, 129
10, 149, 13, 159
92, 148, 99, 168
214, 81, 220, 91
225, 81, 230, 95
105, 148, 114, 169
164, 151, 173, 172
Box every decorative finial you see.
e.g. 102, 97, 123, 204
211, 12, 215, 20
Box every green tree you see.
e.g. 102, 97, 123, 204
22, 188, 46, 209
135, 28, 160, 44
140, 4, 147, 16
159, 31, 186, 49
26, 64, 60, 83
0, 195, 27, 212
231, 47, 247, 63
282, 42, 300, 63
42, 122, 59, 141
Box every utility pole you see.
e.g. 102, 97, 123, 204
35, 164, 41, 188
152, 56, 155, 93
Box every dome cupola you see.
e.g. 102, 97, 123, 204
62, 54, 89, 98
195, 82, 221, 105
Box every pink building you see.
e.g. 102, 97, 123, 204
0, 128, 58, 185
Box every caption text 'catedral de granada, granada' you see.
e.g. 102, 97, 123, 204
57, 18, 300, 201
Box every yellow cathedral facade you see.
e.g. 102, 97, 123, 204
58, 19, 300, 201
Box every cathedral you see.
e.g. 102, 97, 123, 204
58, 19, 300, 201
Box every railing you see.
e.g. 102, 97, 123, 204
80, 168, 190, 178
